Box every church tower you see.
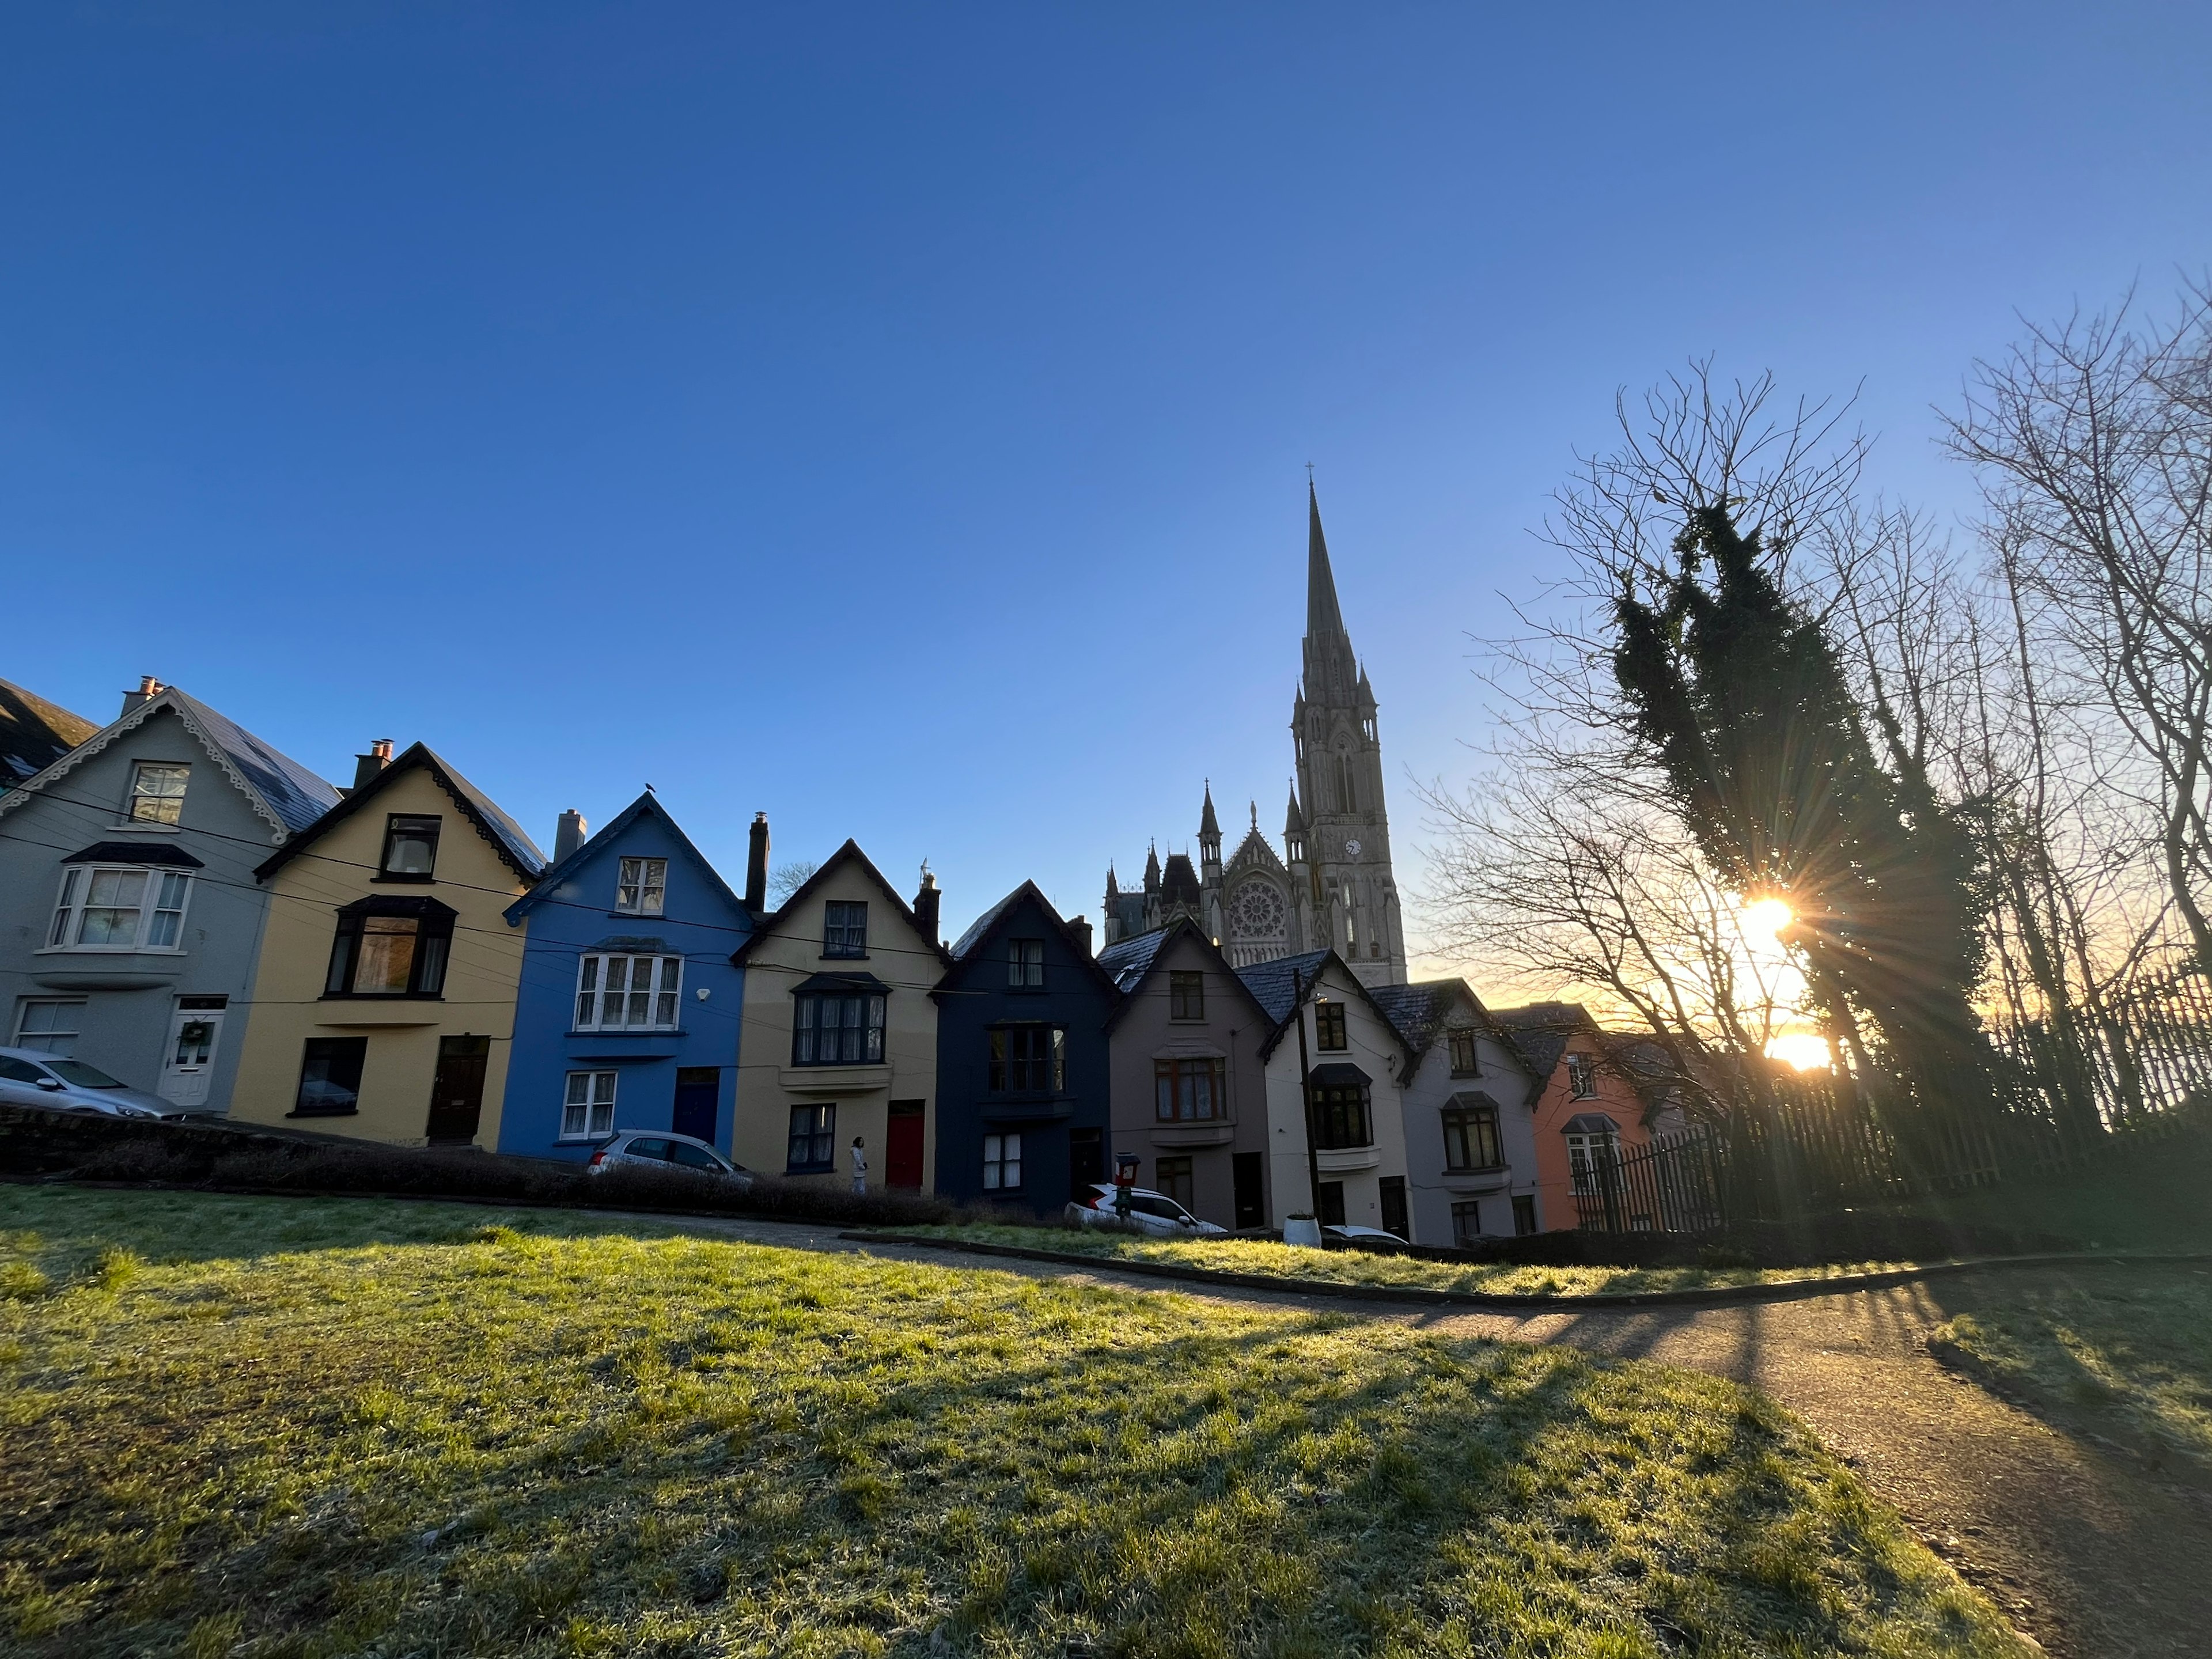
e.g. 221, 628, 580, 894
1292, 484, 1407, 987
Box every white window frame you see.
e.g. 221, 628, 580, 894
615, 857, 667, 915
561, 1070, 618, 1139
982, 1132, 1022, 1191
44, 865, 192, 953
123, 761, 190, 827
14, 998, 86, 1056
1566, 1129, 1620, 1195
572, 953, 683, 1031
1566, 1052, 1598, 1099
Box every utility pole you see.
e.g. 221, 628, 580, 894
1293, 965, 1323, 1222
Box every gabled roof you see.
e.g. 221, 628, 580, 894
730, 839, 952, 969
940, 880, 1122, 1000
254, 741, 543, 882
1225, 824, 1289, 877
0, 678, 97, 790
505, 790, 747, 926
0, 684, 341, 842
1488, 1002, 1599, 1081
1369, 978, 1541, 1096
1098, 916, 1274, 1032
1234, 948, 1415, 1069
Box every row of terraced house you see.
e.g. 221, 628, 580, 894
1, 669, 1679, 1242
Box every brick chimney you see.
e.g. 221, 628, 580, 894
1068, 914, 1093, 957
120, 675, 164, 718
554, 809, 586, 863
912, 865, 940, 946
352, 738, 394, 791
744, 813, 770, 911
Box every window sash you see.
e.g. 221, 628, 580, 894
14, 998, 85, 1056
1450, 1200, 1483, 1248
616, 858, 667, 915
982, 1132, 1022, 1191
49, 865, 191, 951
1314, 1002, 1347, 1051
1567, 1131, 1618, 1194
126, 763, 189, 824
1309, 1083, 1370, 1150
1448, 1029, 1480, 1075
787, 1104, 836, 1171
822, 902, 868, 958
1007, 940, 1044, 987
1153, 1056, 1224, 1121
1566, 1054, 1597, 1098
1168, 972, 1204, 1020
561, 1070, 618, 1138
381, 816, 442, 876
793, 993, 885, 1065
324, 908, 453, 998
990, 1025, 1063, 1093
1441, 1108, 1501, 1172
574, 954, 684, 1030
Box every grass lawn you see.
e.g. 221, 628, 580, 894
888, 1224, 1912, 1298
0, 1188, 2024, 1658
1931, 1270, 2212, 1483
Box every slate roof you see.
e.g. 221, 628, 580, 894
948, 888, 1023, 960
255, 742, 542, 881
1096, 926, 1172, 994
506, 790, 745, 925
1232, 949, 1334, 1026
1488, 1001, 1596, 1081
1366, 980, 1462, 1058
940, 880, 1123, 1001
0, 684, 342, 843
0, 678, 96, 789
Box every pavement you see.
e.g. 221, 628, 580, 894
640, 1214, 2212, 1659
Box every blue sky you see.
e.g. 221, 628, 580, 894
5, 3, 2207, 956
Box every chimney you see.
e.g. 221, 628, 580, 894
913, 865, 940, 946
352, 738, 394, 791
554, 809, 586, 863
1069, 914, 1093, 957
120, 675, 164, 718
744, 813, 770, 910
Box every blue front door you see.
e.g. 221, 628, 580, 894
673, 1067, 718, 1142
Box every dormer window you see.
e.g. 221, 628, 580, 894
1448, 1029, 1480, 1076
380, 815, 441, 879
823, 900, 867, 959
126, 763, 189, 825
1007, 938, 1044, 988
616, 858, 666, 915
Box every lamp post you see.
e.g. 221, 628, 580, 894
1290, 964, 1324, 1245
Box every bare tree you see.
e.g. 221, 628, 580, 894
768, 859, 820, 906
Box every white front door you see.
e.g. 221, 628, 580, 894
158, 1009, 225, 1108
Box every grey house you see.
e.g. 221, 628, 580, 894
0, 678, 340, 1110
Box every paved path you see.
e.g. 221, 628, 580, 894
646, 1215, 2212, 1658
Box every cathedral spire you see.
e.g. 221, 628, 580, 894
1199, 781, 1220, 839
1307, 481, 1347, 648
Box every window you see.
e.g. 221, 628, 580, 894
1309, 1082, 1370, 1149
126, 762, 190, 825
47, 866, 191, 950
294, 1037, 368, 1116
1448, 1028, 1480, 1076
380, 816, 442, 878
14, 999, 85, 1056
1317, 1181, 1346, 1227
982, 1132, 1022, 1191
793, 991, 885, 1065
615, 857, 666, 915
574, 955, 683, 1029
1566, 1052, 1599, 1099
1452, 1200, 1484, 1247
1336, 755, 1357, 813
1169, 971, 1205, 1020
1155, 1156, 1194, 1206
1441, 1104, 1502, 1171
1314, 1000, 1348, 1051
1380, 1175, 1408, 1239
989, 1025, 1065, 1092
323, 899, 454, 997
1007, 938, 1044, 988
1153, 1056, 1225, 1121
1566, 1128, 1620, 1195
562, 1070, 618, 1138
823, 900, 868, 958
1512, 1194, 1538, 1236
788, 1104, 836, 1172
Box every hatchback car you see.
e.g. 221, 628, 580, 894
0, 1048, 183, 1118
584, 1130, 753, 1188
1065, 1183, 1226, 1237
1324, 1224, 1409, 1247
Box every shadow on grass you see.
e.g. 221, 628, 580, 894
0, 1188, 2018, 1659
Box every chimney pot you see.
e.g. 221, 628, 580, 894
351, 738, 397, 792
912, 865, 941, 946
554, 809, 587, 863
120, 675, 165, 718
744, 812, 770, 911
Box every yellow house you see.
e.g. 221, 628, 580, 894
228, 742, 546, 1147
730, 840, 947, 1191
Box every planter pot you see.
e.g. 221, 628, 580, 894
1282, 1215, 1324, 1248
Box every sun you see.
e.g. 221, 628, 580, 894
1767, 1032, 1832, 1072
1743, 896, 1794, 940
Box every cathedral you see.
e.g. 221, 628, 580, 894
1103, 485, 1409, 988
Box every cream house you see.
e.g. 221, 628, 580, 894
730, 840, 947, 1191
228, 742, 544, 1147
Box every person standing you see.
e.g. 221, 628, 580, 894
850, 1135, 867, 1195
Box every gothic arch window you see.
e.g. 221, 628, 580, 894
1336, 754, 1357, 815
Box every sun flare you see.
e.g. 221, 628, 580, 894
1766, 1032, 1833, 1072
1742, 896, 1794, 940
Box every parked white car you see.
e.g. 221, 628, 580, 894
0, 1048, 184, 1119
1065, 1183, 1227, 1238
584, 1130, 753, 1188
1324, 1224, 1409, 1247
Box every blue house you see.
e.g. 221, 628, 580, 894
498, 792, 755, 1162
932, 882, 1119, 1213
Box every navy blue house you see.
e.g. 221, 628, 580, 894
497, 791, 755, 1163
931, 882, 1119, 1213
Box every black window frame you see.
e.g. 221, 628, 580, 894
322, 896, 456, 999
1512, 1194, 1539, 1236
787, 1103, 836, 1172
1308, 1081, 1370, 1150
1154, 1155, 1194, 1207
1007, 938, 1045, 989
988, 1024, 1065, 1093
1313, 1000, 1348, 1052
791, 989, 886, 1066
376, 814, 442, 881
1440, 1104, 1503, 1172
293, 1037, 368, 1117
822, 900, 868, 959
1168, 971, 1205, 1021
1153, 1056, 1225, 1121
1447, 1028, 1480, 1077
1451, 1199, 1484, 1247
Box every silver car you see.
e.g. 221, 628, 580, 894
0, 1047, 183, 1119
584, 1130, 753, 1189
1065, 1183, 1226, 1237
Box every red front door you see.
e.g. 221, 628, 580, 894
885, 1100, 925, 1190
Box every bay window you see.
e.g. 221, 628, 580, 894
574, 954, 683, 1030
1441, 1102, 1503, 1171
1154, 1056, 1225, 1120
793, 989, 886, 1065
48, 865, 192, 950
1308, 1082, 1371, 1150
323, 896, 454, 998
989, 1025, 1063, 1092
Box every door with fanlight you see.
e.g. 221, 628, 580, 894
157, 998, 228, 1109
